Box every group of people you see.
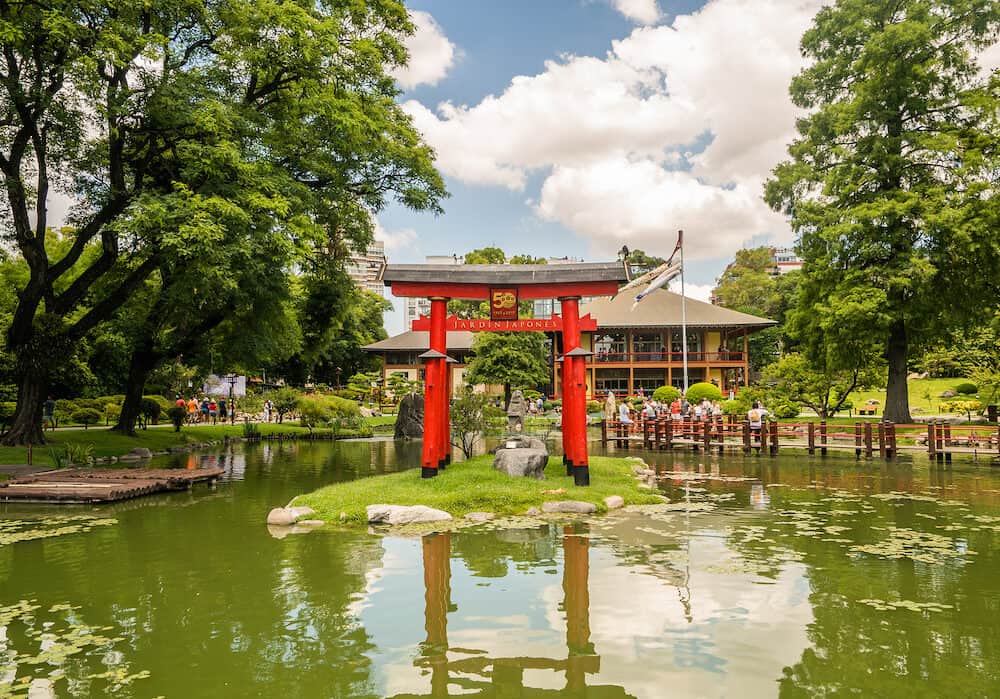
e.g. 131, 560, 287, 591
177, 395, 233, 424
612, 394, 727, 427
608, 392, 771, 441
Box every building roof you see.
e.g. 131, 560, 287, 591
582, 288, 775, 330
363, 331, 476, 352
380, 261, 629, 286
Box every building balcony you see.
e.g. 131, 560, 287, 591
590, 351, 746, 364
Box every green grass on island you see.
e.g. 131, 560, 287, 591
292, 455, 664, 525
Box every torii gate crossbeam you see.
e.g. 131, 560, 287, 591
381, 262, 630, 486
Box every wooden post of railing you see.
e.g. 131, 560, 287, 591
716, 415, 725, 455
742, 420, 751, 454
863, 422, 873, 459
927, 422, 936, 460
654, 417, 663, 449
643, 419, 653, 450
601, 419, 608, 446
807, 422, 816, 455
855, 422, 862, 458
664, 418, 673, 450
877, 421, 886, 460
820, 420, 828, 456
887, 422, 896, 459
943, 422, 953, 464
935, 420, 944, 463
702, 419, 711, 452
769, 420, 779, 456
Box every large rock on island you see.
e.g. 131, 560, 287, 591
394, 393, 424, 439
366, 504, 452, 525
493, 448, 548, 479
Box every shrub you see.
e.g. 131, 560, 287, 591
722, 399, 746, 416
586, 400, 602, 414
75, 398, 103, 411
103, 403, 121, 425
167, 405, 187, 432
954, 382, 978, 395
272, 388, 300, 422
65, 442, 95, 466
298, 397, 331, 432
327, 395, 361, 418
542, 400, 562, 411
772, 402, 800, 419
0, 401, 16, 420
143, 395, 173, 413
652, 385, 681, 404
685, 382, 722, 404
939, 399, 983, 414
523, 389, 542, 401
70, 408, 102, 429
139, 397, 162, 426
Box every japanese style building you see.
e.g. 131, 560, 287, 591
364, 287, 775, 399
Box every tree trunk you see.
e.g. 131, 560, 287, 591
0, 371, 48, 446
113, 340, 160, 436
884, 320, 912, 423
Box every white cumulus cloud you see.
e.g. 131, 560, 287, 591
609, 0, 661, 24
392, 11, 457, 90
374, 220, 417, 256
404, 0, 825, 259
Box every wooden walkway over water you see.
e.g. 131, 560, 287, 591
600, 417, 1000, 463
0, 467, 224, 504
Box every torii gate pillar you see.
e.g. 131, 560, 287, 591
559, 297, 590, 486
420, 297, 451, 477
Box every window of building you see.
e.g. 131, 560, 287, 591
594, 332, 627, 362
633, 369, 667, 393
594, 369, 629, 394
669, 330, 702, 360
632, 333, 664, 361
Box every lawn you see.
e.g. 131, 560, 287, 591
293, 455, 664, 524
0, 422, 346, 467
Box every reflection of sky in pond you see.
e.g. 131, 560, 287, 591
356, 522, 813, 698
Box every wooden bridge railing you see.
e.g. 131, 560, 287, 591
599, 417, 1000, 462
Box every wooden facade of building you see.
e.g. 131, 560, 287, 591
364, 289, 774, 399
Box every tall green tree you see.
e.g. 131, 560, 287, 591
711, 247, 800, 370
464, 332, 549, 405
765, 0, 1000, 422
0, 0, 445, 444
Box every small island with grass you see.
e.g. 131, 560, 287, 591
288, 455, 664, 527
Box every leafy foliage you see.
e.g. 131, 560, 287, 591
166, 406, 186, 433
69, 409, 101, 430
450, 388, 496, 459
652, 385, 681, 403
765, 1, 1000, 422
761, 353, 882, 419
685, 382, 722, 404
465, 332, 550, 403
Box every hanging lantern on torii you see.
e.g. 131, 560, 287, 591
380, 261, 630, 486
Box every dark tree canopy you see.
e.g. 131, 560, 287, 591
0, 0, 445, 443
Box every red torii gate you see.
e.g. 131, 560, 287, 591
381, 262, 630, 486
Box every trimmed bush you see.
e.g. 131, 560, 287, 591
954, 382, 978, 395
685, 382, 722, 404
722, 399, 747, 416
70, 408, 102, 429
103, 403, 121, 425
543, 399, 562, 411
652, 385, 681, 404
139, 397, 162, 425
772, 402, 800, 419
167, 405, 187, 432
586, 400, 602, 413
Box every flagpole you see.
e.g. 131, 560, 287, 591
679, 230, 688, 395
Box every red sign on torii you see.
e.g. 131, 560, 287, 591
411, 313, 598, 333
379, 261, 631, 486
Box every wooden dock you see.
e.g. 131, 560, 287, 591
0, 467, 224, 504
600, 417, 1000, 463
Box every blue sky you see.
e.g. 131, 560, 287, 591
375, 0, 825, 334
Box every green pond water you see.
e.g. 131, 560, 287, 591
1, 439, 999, 698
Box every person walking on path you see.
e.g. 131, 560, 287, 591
42, 396, 56, 431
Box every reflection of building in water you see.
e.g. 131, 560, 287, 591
390, 527, 633, 698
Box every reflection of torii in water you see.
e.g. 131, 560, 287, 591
393, 528, 635, 698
